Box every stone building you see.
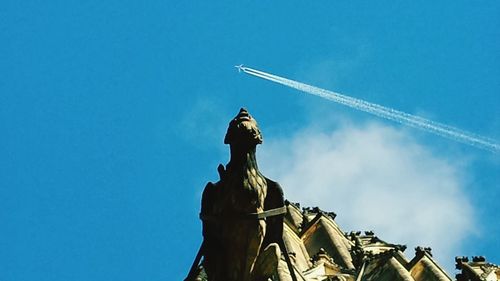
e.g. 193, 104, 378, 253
188, 108, 499, 281
191, 198, 499, 280
275, 201, 499, 281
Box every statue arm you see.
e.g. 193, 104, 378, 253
263, 178, 285, 245
201, 182, 216, 237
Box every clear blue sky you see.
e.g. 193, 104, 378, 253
1, 1, 499, 280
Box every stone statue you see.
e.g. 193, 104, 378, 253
192, 108, 288, 281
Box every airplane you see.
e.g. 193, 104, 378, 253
235, 64, 244, 73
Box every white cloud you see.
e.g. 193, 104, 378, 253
259, 121, 474, 271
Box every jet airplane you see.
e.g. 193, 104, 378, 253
235, 64, 244, 73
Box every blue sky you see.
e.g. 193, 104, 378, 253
1, 1, 499, 280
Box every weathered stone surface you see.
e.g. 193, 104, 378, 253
187, 107, 499, 281
455, 256, 500, 281
198, 108, 285, 281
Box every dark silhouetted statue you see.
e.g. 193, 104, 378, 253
186, 108, 293, 281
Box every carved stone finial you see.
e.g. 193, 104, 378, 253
311, 248, 335, 266
364, 230, 374, 236
472, 256, 486, 262
455, 256, 469, 269
326, 211, 337, 220
415, 246, 433, 257
396, 244, 407, 252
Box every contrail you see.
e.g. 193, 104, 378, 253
236, 65, 500, 153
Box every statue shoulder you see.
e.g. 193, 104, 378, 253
201, 181, 220, 209
265, 178, 284, 194
264, 177, 284, 206
202, 181, 219, 198
203, 181, 218, 190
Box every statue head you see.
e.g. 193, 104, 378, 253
224, 108, 263, 148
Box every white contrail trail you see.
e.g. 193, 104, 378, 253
237, 65, 500, 153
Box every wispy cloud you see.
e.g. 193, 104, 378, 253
259, 120, 474, 271
177, 97, 229, 150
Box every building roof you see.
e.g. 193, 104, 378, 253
191, 200, 498, 281
274, 201, 497, 281
455, 256, 500, 281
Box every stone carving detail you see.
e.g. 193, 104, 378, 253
310, 248, 336, 266
415, 246, 433, 257
199, 108, 286, 281
185, 107, 499, 281
456, 255, 499, 281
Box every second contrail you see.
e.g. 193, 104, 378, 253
236, 64, 499, 153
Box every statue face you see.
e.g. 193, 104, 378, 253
224, 108, 263, 147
